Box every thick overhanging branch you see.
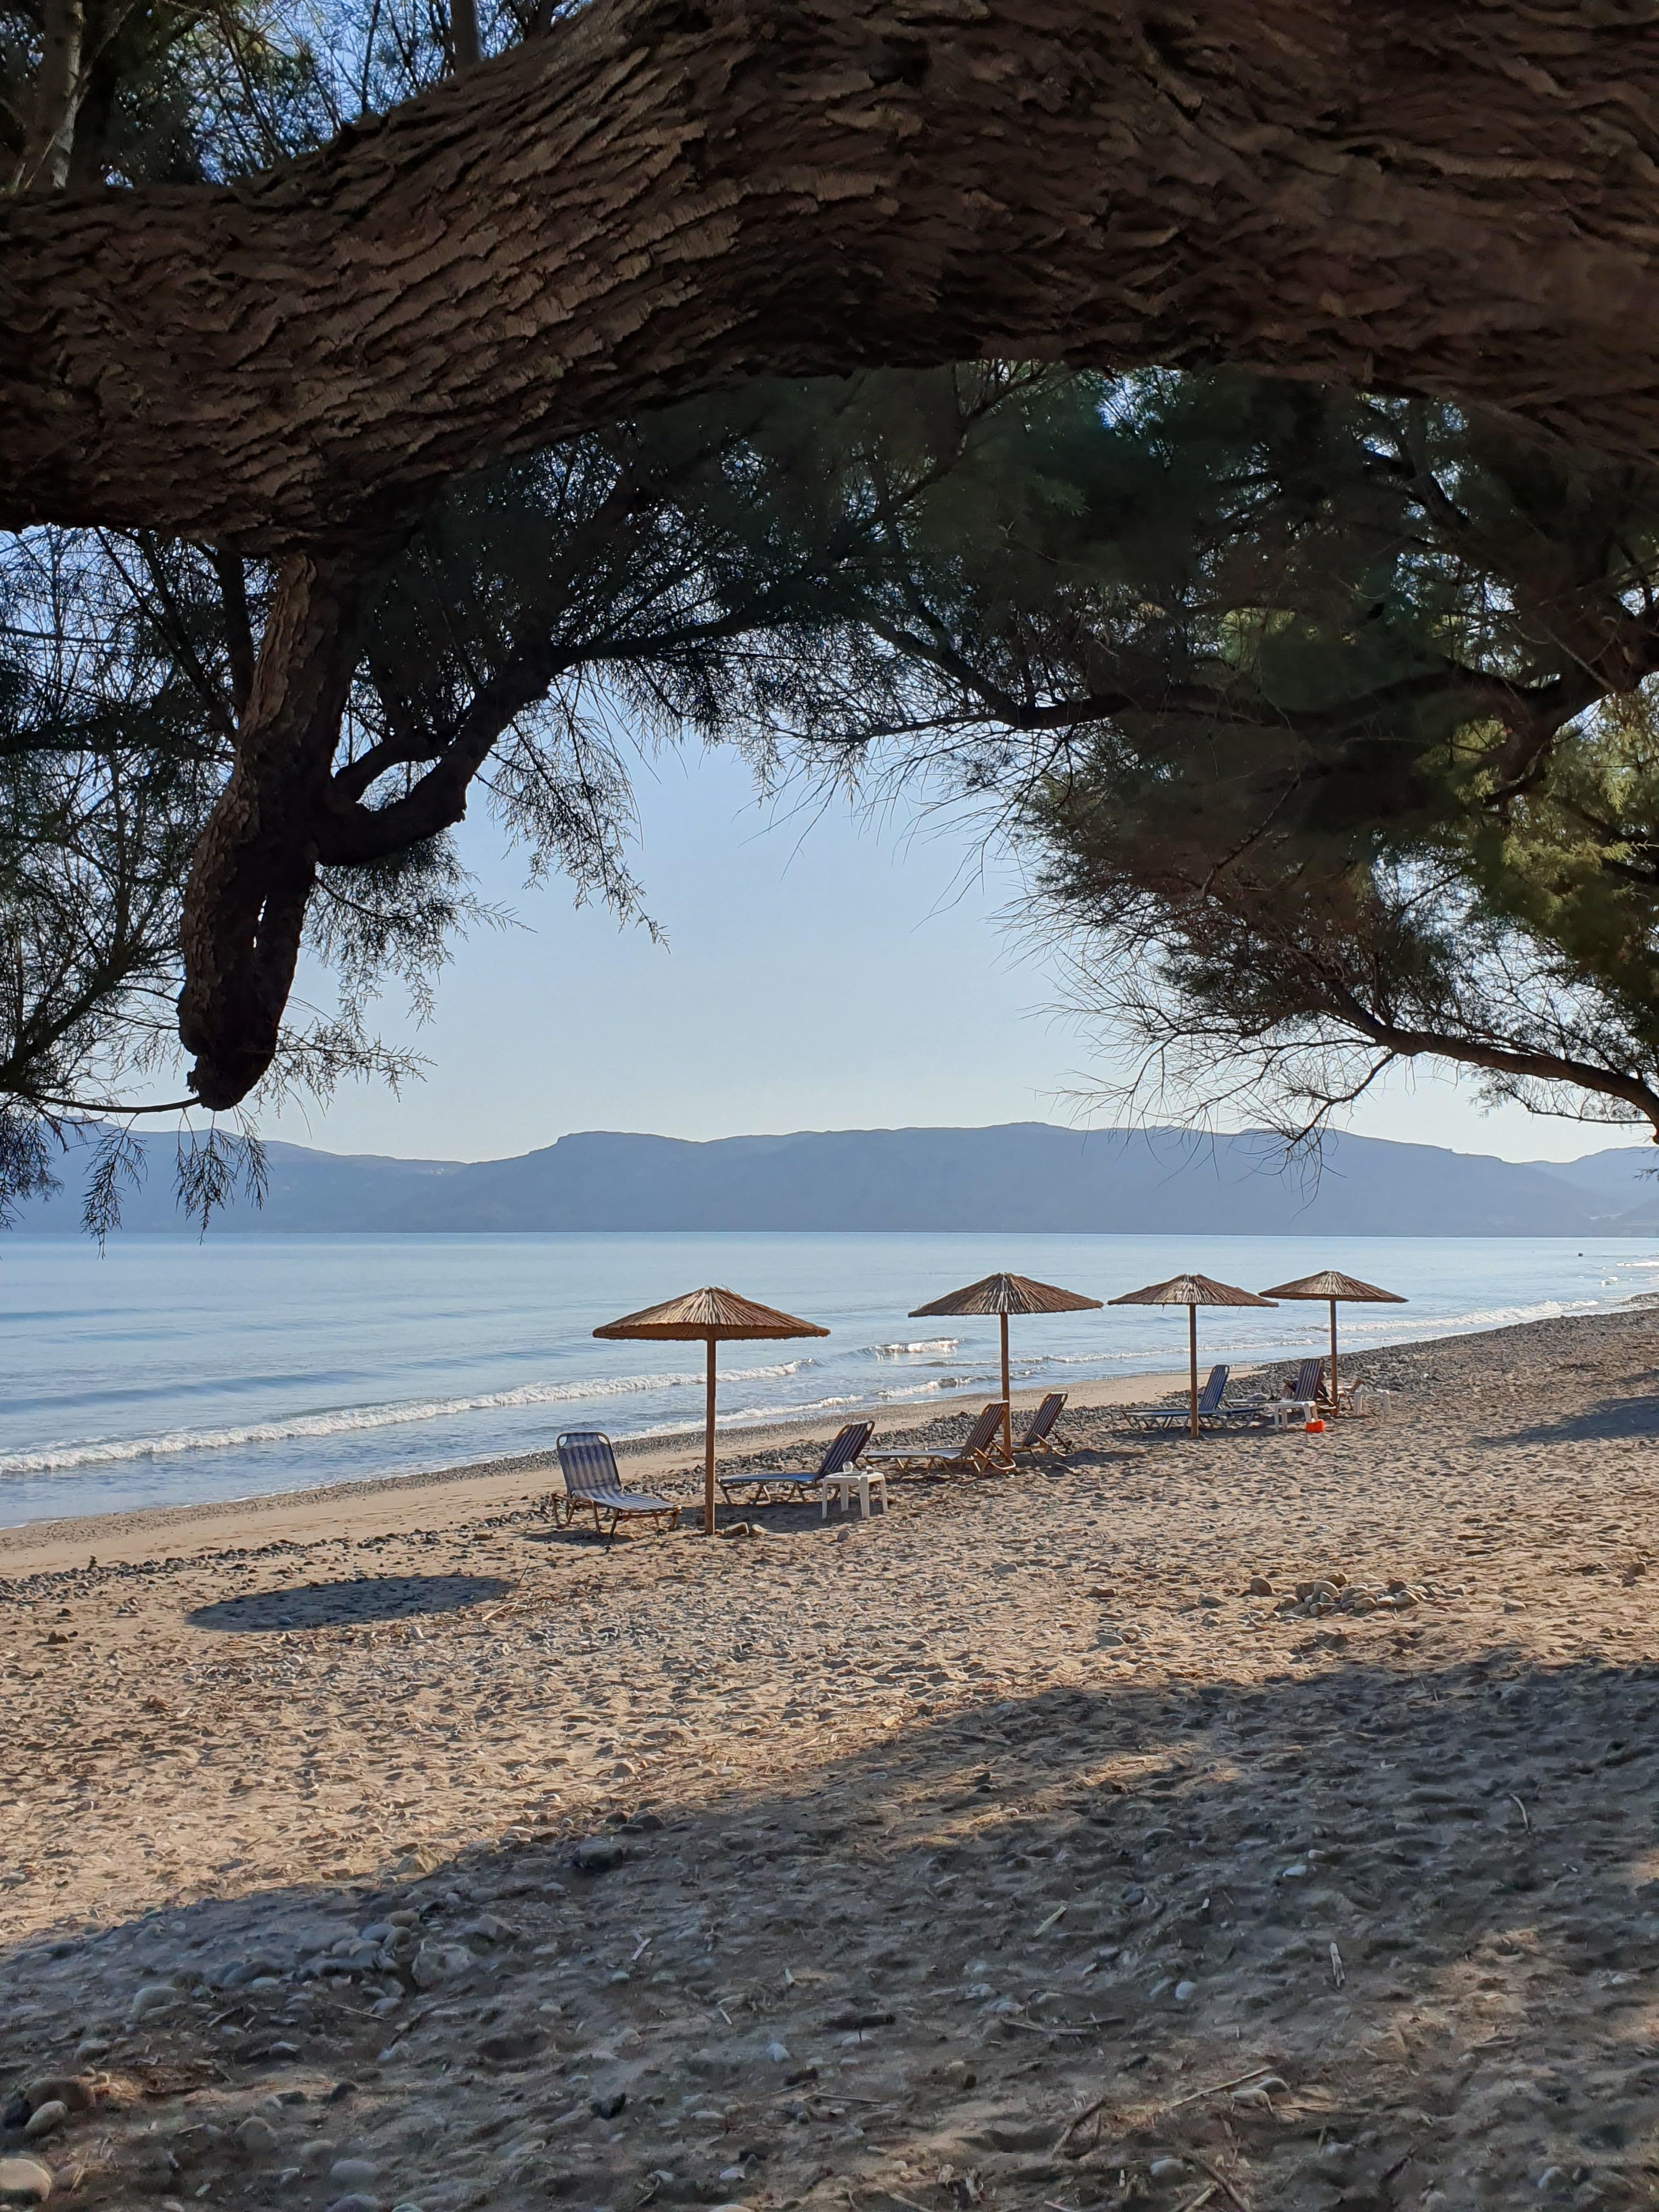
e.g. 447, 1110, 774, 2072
5, 1, 1659, 545
1329, 1008, 1659, 1138
177, 547, 373, 1109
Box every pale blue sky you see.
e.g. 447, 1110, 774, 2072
263, 743, 1645, 1168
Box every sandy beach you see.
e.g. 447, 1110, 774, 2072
4, 1306, 1659, 2212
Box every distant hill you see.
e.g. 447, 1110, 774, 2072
7, 1122, 1656, 1237
1521, 1144, 1659, 1230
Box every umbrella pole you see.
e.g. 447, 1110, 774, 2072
1000, 1313, 1012, 1464
1329, 1297, 1339, 1420
704, 1338, 717, 1536
1189, 1305, 1199, 1440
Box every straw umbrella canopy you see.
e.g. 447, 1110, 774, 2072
1109, 1272, 1278, 1438
910, 1272, 1103, 1463
1258, 1269, 1406, 1417
594, 1287, 828, 1535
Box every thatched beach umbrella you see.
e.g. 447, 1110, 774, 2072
1258, 1269, 1406, 1417
1109, 1272, 1278, 1438
910, 1272, 1104, 1464
594, 1288, 828, 1536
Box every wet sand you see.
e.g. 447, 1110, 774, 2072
3, 1307, 1659, 2212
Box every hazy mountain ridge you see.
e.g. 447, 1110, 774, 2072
8, 1122, 1657, 1237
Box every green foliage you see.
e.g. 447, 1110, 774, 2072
0, 362, 1057, 1220
984, 380, 1659, 1140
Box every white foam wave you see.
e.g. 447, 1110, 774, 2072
0, 1362, 813, 1479
868, 1339, 960, 1358
1353, 1298, 1601, 1334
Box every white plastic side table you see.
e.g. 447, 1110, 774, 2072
1269, 1398, 1321, 1430
821, 1470, 888, 1519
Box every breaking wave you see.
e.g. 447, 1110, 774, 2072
0, 1362, 814, 1480
1351, 1298, 1601, 1335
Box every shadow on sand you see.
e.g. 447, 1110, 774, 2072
1486, 1391, 1659, 1447
8, 1651, 1659, 2208
185, 1572, 512, 1632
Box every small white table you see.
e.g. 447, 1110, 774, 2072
821, 1469, 888, 1519
1268, 1398, 1322, 1430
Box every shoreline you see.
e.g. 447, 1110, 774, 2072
0, 1363, 1189, 1568
0, 1298, 1632, 1570
3, 1231, 1637, 1553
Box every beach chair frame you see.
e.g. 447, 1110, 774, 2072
1122, 1366, 1230, 1433
860, 1401, 1009, 1479
554, 1431, 680, 1543
1269, 1356, 1326, 1421
716, 1420, 876, 1508
1013, 1391, 1071, 1459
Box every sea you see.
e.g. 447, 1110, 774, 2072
0, 1230, 1653, 1529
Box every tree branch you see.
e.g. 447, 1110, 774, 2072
211, 547, 258, 718
13, 0, 87, 190
177, 547, 375, 1108
5, 0, 1659, 544
1338, 1004, 1659, 1137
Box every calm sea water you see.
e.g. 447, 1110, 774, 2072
0, 1230, 1651, 1528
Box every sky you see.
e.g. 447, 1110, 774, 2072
261, 742, 1646, 1169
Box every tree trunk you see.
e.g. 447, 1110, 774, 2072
14, 0, 87, 191
4, 1, 1659, 546
177, 551, 371, 1110
449, 0, 481, 71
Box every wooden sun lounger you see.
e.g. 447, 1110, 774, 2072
1121, 1365, 1229, 1432
717, 1420, 875, 1506
555, 1431, 679, 1542
1013, 1391, 1071, 1458
1239, 1356, 1326, 1426
861, 1402, 1008, 1478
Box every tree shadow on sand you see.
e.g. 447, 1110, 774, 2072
1483, 1393, 1659, 1447
7, 1650, 1659, 2209
185, 1572, 512, 1631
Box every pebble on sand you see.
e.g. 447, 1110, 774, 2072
0, 2160, 53, 2204
20, 2082, 93, 2120
411, 1940, 472, 1990
18, 2110, 63, 2145
572, 1836, 628, 1875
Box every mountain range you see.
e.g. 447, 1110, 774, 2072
10, 1121, 1659, 1237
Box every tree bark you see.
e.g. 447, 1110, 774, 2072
449, 0, 481, 71
14, 0, 87, 191
177, 550, 371, 1110
5, 1, 1659, 547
